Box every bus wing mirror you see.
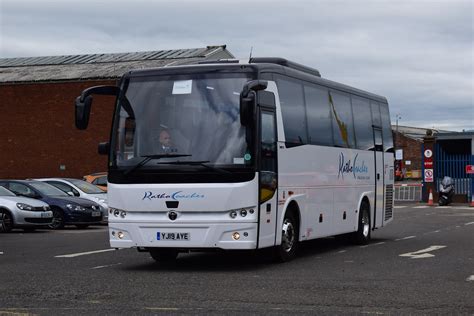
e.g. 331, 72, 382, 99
240, 91, 256, 126
240, 80, 268, 126
98, 142, 110, 155
75, 95, 93, 129
75, 85, 120, 130
257, 90, 276, 109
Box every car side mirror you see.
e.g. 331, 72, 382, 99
66, 191, 74, 196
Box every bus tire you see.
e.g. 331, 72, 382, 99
274, 211, 299, 262
149, 248, 179, 263
352, 201, 371, 245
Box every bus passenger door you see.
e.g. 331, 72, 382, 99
258, 109, 278, 248
373, 128, 385, 229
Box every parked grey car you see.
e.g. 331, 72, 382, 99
0, 186, 53, 232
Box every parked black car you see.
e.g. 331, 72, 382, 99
0, 180, 102, 229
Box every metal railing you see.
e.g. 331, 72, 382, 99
394, 184, 423, 202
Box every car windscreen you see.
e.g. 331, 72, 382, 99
0, 186, 16, 196
29, 181, 69, 196
69, 179, 105, 194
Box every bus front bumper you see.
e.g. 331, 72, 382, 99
109, 222, 258, 250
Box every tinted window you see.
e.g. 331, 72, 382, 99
94, 176, 107, 186
276, 79, 308, 146
329, 91, 355, 148
304, 85, 333, 146
29, 182, 68, 196
9, 183, 36, 196
69, 179, 105, 194
352, 96, 374, 150
371, 101, 381, 127
0, 186, 15, 196
380, 103, 394, 152
47, 181, 73, 193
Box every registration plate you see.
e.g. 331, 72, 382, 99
41, 212, 52, 218
92, 211, 101, 217
157, 232, 190, 241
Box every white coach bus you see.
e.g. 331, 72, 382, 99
75, 57, 394, 262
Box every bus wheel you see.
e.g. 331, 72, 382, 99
352, 201, 371, 245
274, 211, 299, 262
149, 248, 179, 263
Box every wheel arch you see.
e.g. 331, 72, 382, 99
276, 195, 304, 245
357, 192, 373, 231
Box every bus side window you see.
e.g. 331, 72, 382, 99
304, 84, 334, 147
275, 78, 308, 147
329, 90, 355, 148
352, 96, 374, 150
379, 104, 394, 152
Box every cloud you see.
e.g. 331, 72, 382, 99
1, 0, 473, 131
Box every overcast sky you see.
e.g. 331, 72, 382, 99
1, 0, 473, 131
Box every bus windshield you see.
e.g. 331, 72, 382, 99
112, 73, 253, 173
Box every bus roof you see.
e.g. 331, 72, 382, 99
125, 58, 388, 104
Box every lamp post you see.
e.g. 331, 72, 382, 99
396, 114, 401, 135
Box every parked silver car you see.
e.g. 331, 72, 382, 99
35, 178, 108, 222
0, 186, 53, 232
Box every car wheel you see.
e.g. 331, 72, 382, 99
75, 224, 89, 229
352, 201, 371, 245
0, 210, 13, 233
49, 208, 65, 229
274, 211, 299, 262
149, 248, 179, 263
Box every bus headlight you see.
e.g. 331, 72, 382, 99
240, 209, 247, 217
232, 232, 240, 240
229, 211, 238, 219
110, 208, 127, 217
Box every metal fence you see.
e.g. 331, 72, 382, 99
435, 143, 473, 195
394, 184, 423, 202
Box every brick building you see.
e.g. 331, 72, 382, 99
393, 130, 423, 179
0, 46, 234, 179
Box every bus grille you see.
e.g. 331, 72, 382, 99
385, 184, 393, 220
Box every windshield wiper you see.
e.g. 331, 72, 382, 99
123, 154, 191, 175
156, 160, 231, 174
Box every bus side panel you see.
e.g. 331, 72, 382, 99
278, 146, 375, 238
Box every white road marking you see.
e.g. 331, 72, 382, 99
55, 249, 116, 258
414, 206, 429, 209
399, 245, 446, 259
466, 275, 474, 282
359, 245, 369, 248
373, 242, 386, 246
394, 206, 407, 209
395, 236, 416, 241
338, 250, 347, 253
435, 206, 450, 209
91, 263, 122, 269
0, 252, 3, 255
465, 222, 474, 226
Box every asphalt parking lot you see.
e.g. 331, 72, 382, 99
0, 203, 473, 315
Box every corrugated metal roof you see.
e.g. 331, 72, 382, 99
0, 45, 234, 83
